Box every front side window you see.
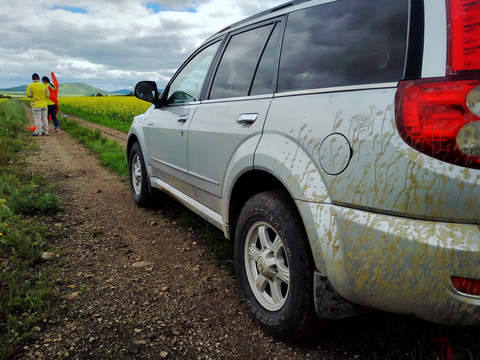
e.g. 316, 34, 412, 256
210, 24, 274, 99
168, 41, 220, 104
278, 0, 408, 92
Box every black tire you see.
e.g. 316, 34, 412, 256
234, 190, 320, 340
128, 142, 151, 207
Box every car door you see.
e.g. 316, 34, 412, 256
187, 20, 283, 213
143, 41, 221, 197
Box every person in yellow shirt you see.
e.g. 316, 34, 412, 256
26, 73, 49, 136
42, 76, 60, 132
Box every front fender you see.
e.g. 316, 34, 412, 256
126, 105, 154, 173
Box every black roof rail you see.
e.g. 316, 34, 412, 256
212, 0, 310, 35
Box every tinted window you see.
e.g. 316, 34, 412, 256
210, 24, 274, 99
251, 23, 282, 96
278, 0, 408, 92
168, 41, 220, 104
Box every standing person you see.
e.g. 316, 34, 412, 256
26, 73, 49, 136
42, 76, 60, 132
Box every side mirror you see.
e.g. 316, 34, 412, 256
134, 81, 161, 105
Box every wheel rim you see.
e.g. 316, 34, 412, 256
244, 221, 290, 311
131, 154, 143, 195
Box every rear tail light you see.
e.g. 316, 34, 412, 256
452, 276, 480, 296
396, 78, 480, 169
447, 0, 480, 74
395, 2, 480, 168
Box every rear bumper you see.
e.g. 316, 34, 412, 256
298, 201, 480, 325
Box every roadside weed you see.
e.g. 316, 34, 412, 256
0, 100, 61, 360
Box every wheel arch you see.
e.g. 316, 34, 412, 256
126, 134, 139, 165
126, 133, 156, 199
226, 169, 297, 241
225, 130, 334, 274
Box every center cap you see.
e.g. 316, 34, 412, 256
257, 257, 266, 275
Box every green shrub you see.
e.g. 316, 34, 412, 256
0, 199, 14, 217
9, 184, 61, 216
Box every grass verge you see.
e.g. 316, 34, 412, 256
0, 100, 62, 360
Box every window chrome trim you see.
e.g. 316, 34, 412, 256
167, 101, 201, 107
195, 82, 398, 103
201, 93, 274, 104
274, 82, 399, 98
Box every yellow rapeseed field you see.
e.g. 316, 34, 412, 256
59, 96, 151, 128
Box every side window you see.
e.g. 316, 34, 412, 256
210, 24, 274, 99
278, 0, 408, 92
250, 23, 282, 96
168, 41, 220, 104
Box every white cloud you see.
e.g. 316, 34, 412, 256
0, 0, 286, 90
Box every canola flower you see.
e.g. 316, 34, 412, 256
59, 96, 151, 127
0, 223, 6, 237
0, 223, 8, 237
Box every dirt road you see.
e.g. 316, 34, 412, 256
19, 107, 477, 359
20, 110, 334, 359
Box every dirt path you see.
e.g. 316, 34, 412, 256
18, 105, 474, 359
20, 107, 334, 359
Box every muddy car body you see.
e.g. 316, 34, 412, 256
126, 0, 480, 339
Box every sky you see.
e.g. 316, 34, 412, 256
0, 0, 287, 91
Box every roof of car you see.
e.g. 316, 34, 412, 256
212, 0, 311, 36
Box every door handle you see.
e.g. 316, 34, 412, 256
178, 114, 189, 123
237, 113, 258, 124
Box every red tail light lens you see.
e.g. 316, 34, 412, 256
395, 78, 480, 169
452, 276, 480, 296
447, 0, 480, 74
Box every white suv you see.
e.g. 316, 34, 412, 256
127, 0, 480, 340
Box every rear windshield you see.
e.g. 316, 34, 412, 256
278, 0, 408, 92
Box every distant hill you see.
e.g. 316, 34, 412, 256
111, 89, 133, 95
57, 83, 115, 97
0, 83, 124, 97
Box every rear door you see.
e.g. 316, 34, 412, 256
187, 19, 284, 213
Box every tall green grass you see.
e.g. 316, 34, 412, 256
0, 100, 62, 360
